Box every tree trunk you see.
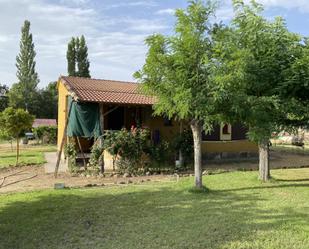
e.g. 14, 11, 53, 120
259, 139, 270, 181
190, 120, 203, 189
16, 137, 20, 166
179, 121, 184, 167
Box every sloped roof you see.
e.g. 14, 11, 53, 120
60, 76, 155, 105
33, 119, 57, 128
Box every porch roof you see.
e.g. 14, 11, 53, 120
60, 76, 155, 105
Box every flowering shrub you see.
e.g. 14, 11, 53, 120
103, 127, 150, 174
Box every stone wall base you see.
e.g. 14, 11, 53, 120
203, 151, 259, 161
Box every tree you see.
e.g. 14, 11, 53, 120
215, 0, 308, 181
9, 20, 39, 113
77, 35, 91, 78
279, 38, 309, 129
0, 84, 9, 112
0, 108, 34, 165
66, 36, 91, 77
67, 38, 77, 76
36, 81, 58, 119
135, 0, 223, 189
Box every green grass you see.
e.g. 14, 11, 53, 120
0, 168, 308, 249
0, 144, 57, 168
272, 144, 309, 155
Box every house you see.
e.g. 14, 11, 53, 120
33, 119, 57, 128
57, 76, 258, 170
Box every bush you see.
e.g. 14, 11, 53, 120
147, 140, 171, 168
64, 141, 77, 172
103, 127, 150, 174
172, 128, 193, 167
89, 141, 104, 168
33, 126, 57, 144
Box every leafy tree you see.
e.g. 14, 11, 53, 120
135, 0, 224, 189
77, 35, 91, 78
215, 0, 309, 181
66, 35, 91, 77
279, 38, 309, 129
9, 20, 39, 113
36, 81, 58, 119
0, 84, 9, 112
0, 107, 34, 165
67, 37, 77, 76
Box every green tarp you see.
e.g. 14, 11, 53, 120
67, 98, 102, 138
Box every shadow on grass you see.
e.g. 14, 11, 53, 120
0, 183, 308, 249
273, 178, 309, 182
212, 183, 309, 193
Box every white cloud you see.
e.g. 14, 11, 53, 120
256, 0, 309, 12
0, 0, 169, 87
156, 8, 175, 15
104, 1, 158, 9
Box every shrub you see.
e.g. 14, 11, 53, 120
64, 141, 77, 172
147, 140, 171, 168
89, 141, 104, 168
33, 125, 57, 144
103, 127, 150, 174
172, 128, 194, 167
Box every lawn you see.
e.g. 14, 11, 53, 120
272, 144, 309, 155
0, 144, 57, 168
0, 168, 308, 249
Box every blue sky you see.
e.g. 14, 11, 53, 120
1, 0, 309, 87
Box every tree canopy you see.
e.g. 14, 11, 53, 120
0, 84, 9, 112
136, 0, 309, 184
213, 0, 309, 180
9, 20, 39, 113
67, 35, 91, 78
0, 107, 34, 165
135, 0, 225, 188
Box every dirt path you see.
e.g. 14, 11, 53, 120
0, 150, 308, 194
0, 166, 175, 194
205, 150, 309, 170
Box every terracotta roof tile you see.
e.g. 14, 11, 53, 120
33, 119, 57, 127
60, 76, 155, 105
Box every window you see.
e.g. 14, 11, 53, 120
163, 117, 173, 126
220, 123, 232, 141
222, 124, 230, 134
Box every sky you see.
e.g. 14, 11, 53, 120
1, 0, 309, 88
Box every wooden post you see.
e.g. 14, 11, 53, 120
99, 104, 105, 173
54, 101, 73, 178
16, 138, 20, 166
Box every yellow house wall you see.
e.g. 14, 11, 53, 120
57, 84, 258, 155
57, 80, 69, 150
202, 140, 257, 153
143, 110, 258, 154
144, 116, 181, 142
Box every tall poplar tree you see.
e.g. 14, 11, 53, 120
67, 37, 77, 76
77, 35, 91, 78
66, 35, 90, 78
9, 20, 39, 112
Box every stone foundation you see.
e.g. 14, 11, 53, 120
203, 151, 258, 161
